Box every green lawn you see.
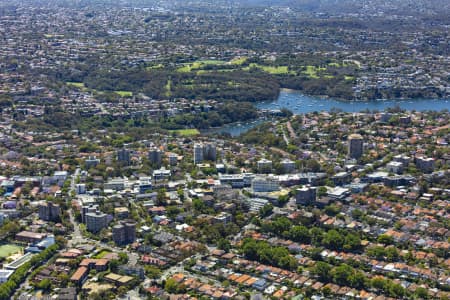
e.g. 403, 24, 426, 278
302, 65, 326, 79
0, 244, 22, 258
93, 250, 111, 259
114, 91, 133, 97
230, 57, 247, 65
146, 63, 164, 70
258, 65, 291, 74
44, 34, 64, 38
164, 79, 172, 97
170, 129, 200, 136
244, 63, 293, 75
197, 60, 226, 65
328, 62, 341, 67
66, 82, 85, 88
176, 59, 305, 76
177, 64, 193, 73
345, 75, 355, 81
177, 60, 227, 73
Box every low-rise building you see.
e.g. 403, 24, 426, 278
70, 266, 88, 285
15, 231, 46, 244
281, 159, 295, 173
386, 161, 404, 174
85, 156, 100, 169
0, 269, 14, 283
213, 212, 232, 224
257, 158, 273, 173
104, 178, 125, 191
152, 167, 171, 181
251, 176, 280, 193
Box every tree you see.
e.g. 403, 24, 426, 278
164, 278, 179, 294
324, 204, 340, 216
259, 203, 273, 218
37, 278, 52, 291
385, 246, 399, 262
310, 227, 324, 245
370, 277, 387, 290
217, 238, 231, 252
349, 271, 366, 288
57, 273, 69, 286
118, 286, 128, 296
306, 159, 321, 172
312, 261, 332, 282
271, 217, 292, 236
109, 259, 119, 272
144, 266, 161, 279
414, 287, 429, 299
289, 225, 311, 243
242, 238, 259, 261
367, 245, 386, 260
322, 230, 344, 250
343, 233, 361, 251
317, 186, 327, 197
156, 188, 167, 206
118, 252, 129, 264
377, 234, 394, 245
387, 282, 405, 298
331, 264, 353, 286
351, 209, 364, 220
280, 108, 293, 118
277, 194, 290, 206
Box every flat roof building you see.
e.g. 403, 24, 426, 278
348, 134, 364, 159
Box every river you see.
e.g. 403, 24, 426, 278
204, 89, 450, 136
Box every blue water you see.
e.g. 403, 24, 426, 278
205, 90, 450, 136
257, 89, 450, 113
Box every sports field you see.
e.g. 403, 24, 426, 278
170, 129, 200, 136
0, 244, 22, 258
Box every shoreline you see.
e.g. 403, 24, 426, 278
277, 88, 450, 103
